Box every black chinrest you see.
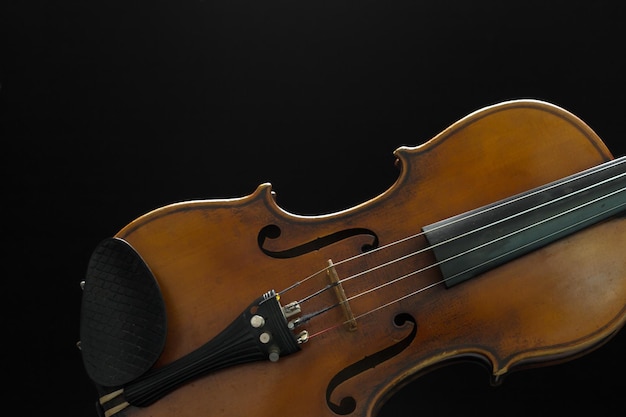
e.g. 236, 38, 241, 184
80, 237, 167, 387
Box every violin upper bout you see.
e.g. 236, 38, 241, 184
388, 99, 614, 221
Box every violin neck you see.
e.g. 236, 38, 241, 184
423, 156, 626, 287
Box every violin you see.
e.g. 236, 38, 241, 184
79, 99, 626, 417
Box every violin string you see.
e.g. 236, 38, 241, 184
345, 184, 626, 294
276, 159, 625, 298
278, 231, 420, 298
293, 172, 625, 305
300, 192, 626, 332
300, 183, 626, 336
307, 197, 626, 339
354, 195, 626, 310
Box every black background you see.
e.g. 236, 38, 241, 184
1, 1, 625, 416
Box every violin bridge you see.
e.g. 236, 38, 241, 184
327, 259, 357, 331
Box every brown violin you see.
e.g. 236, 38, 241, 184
79, 99, 626, 417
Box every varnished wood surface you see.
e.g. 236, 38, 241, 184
108, 100, 626, 417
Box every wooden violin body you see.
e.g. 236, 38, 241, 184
80, 99, 626, 417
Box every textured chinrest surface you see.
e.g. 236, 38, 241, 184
80, 237, 167, 387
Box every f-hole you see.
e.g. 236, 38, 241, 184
325, 313, 417, 415
258, 224, 379, 259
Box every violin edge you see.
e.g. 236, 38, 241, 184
117, 99, 615, 239
394, 98, 614, 161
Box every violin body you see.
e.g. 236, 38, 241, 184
80, 99, 626, 417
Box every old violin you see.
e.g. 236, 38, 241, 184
79, 99, 626, 417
